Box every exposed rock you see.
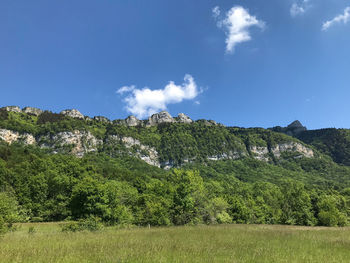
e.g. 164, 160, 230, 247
108, 135, 160, 167
195, 119, 218, 126
60, 109, 85, 119
1, 106, 22, 113
208, 120, 218, 126
94, 116, 111, 123
125, 115, 141, 127
0, 129, 36, 145
177, 113, 193, 124
40, 130, 102, 157
208, 151, 243, 161
146, 111, 174, 126
161, 160, 175, 170
272, 142, 314, 158
250, 146, 269, 161
22, 107, 43, 116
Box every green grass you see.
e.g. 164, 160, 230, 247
1, 223, 350, 263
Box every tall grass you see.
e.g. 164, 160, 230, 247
0, 223, 349, 263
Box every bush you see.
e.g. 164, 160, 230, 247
61, 216, 103, 232
0, 192, 21, 234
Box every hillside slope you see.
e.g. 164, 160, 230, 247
1, 106, 350, 228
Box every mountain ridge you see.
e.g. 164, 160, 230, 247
0, 105, 317, 169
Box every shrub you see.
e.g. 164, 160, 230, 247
61, 216, 103, 232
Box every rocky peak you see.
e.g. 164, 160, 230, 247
93, 116, 111, 123
125, 115, 141, 126
1, 106, 22, 113
285, 120, 307, 136
177, 113, 193, 124
60, 109, 85, 119
147, 111, 174, 126
287, 120, 304, 129
22, 107, 43, 116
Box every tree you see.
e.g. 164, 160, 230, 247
280, 180, 315, 226
169, 169, 206, 225
0, 192, 21, 234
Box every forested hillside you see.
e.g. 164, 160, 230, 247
1, 106, 350, 233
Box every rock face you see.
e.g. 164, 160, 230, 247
207, 151, 243, 161
272, 142, 314, 158
177, 113, 193, 124
41, 130, 102, 157
250, 146, 269, 161
146, 111, 174, 126
60, 109, 85, 119
22, 107, 43, 116
1, 106, 22, 113
107, 135, 160, 167
125, 115, 141, 127
250, 142, 314, 161
0, 129, 36, 145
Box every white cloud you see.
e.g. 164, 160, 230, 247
212, 6, 220, 19
214, 6, 265, 53
322, 7, 350, 31
117, 85, 135, 95
117, 75, 201, 118
290, 0, 310, 17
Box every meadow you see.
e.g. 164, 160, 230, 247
0, 223, 349, 263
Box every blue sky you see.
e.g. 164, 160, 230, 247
1, 0, 350, 129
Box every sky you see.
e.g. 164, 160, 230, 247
1, 0, 350, 129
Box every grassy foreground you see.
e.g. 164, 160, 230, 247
0, 223, 349, 263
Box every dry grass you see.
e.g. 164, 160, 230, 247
1, 223, 349, 263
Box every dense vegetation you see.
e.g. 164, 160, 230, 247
297, 128, 350, 166
1, 110, 350, 231
0, 142, 349, 230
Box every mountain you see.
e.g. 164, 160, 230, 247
0, 106, 315, 168
271, 120, 350, 167
1, 105, 350, 228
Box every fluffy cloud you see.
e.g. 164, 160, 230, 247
213, 6, 265, 53
290, 0, 310, 17
322, 7, 350, 31
117, 75, 200, 118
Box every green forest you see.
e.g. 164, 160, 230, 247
1, 109, 350, 234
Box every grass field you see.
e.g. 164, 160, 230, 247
0, 223, 349, 263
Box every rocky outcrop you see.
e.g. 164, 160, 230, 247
0, 129, 36, 145
250, 146, 269, 161
125, 115, 141, 127
60, 109, 85, 119
22, 107, 43, 116
249, 142, 314, 161
107, 135, 160, 167
1, 106, 22, 113
146, 111, 174, 126
272, 142, 314, 158
270, 120, 307, 137
207, 151, 243, 161
285, 120, 307, 136
177, 113, 193, 124
94, 116, 111, 123
195, 119, 219, 126
40, 130, 102, 157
